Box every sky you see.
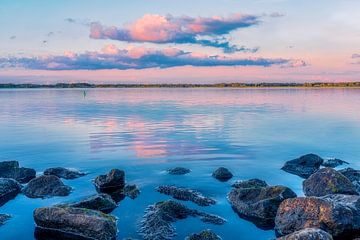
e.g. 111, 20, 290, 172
0, 0, 359, 84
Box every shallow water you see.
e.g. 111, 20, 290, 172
0, 88, 360, 240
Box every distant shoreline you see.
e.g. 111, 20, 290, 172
0, 82, 360, 89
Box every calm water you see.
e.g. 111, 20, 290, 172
1, 88, 360, 240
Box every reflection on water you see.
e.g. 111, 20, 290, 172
0, 88, 360, 240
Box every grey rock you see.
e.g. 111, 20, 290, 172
281, 154, 324, 178
339, 168, 360, 193
186, 229, 222, 240
0, 178, 21, 206
34, 206, 117, 240
212, 167, 233, 182
23, 175, 71, 198
303, 167, 358, 197
167, 167, 191, 175
44, 167, 86, 179
232, 178, 268, 189
0, 160, 36, 183
0, 214, 11, 226
156, 185, 216, 206
58, 194, 117, 213
322, 158, 349, 168
124, 184, 140, 199
277, 228, 333, 240
94, 169, 125, 193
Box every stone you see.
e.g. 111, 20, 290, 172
228, 184, 296, 229
212, 167, 233, 182
0, 214, 11, 226
94, 169, 125, 193
139, 200, 225, 240
275, 194, 360, 239
23, 175, 71, 198
44, 167, 86, 179
167, 167, 191, 175
0, 160, 36, 183
281, 154, 323, 178
322, 158, 349, 168
123, 184, 140, 199
232, 178, 268, 189
276, 228, 333, 240
186, 229, 222, 240
0, 178, 21, 206
339, 168, 360, 193
34, 206, 117, 240
58, 194, 117, 213
303, 167, 358, 197
156, 185, 216, 206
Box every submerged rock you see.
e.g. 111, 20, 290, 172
156, 185, 216, 206
281, 154, 323, 178
167, 167, 191, 175
23, 175, 71, 198
228, 183, 296, 229
322, 158, 349, 168
44, 167, 86, 179
0, 160, 36, 183
58, 194, 117, 213
139, 200, 225, 240
303, 167, 358, 197
277, 228, 333, 240
275, 194, 360, 239
0, 178, 22, 206
212, 167, 233, 182
232, 179, 268, 189
123, 184, 140, 199
0, 214, 11, 226
186, 229, 222, 240
34, 206, 117, 240
94, 169, 125, 193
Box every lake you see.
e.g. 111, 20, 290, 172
0, 88, 360, 240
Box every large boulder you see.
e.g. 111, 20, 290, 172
167, 167, 191, 175
277, 228, 333, 240
186, 229, 222, 240
34, 206, 117, 240
23, 175, 71, 198
212, 167, 233, 182
58, 194, 117, 213
0, 161, 36, 183
44, 167, 86, 179
303, 167, 358, 197
339, 168, 360, 193
94, 169, 125, 193
281, 154, 323, 178
275, 194, 360, 239
232, 178, 268, 189
228, 182, 296, 229
0, 178, 21, 206
0, 214, 11, 226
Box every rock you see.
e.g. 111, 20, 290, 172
277, 228, 333, 240
322, 158, 349, 168
23, 175, 71, 198
232, 178, 268, 189
34, 206, 117, 240
123, 184, 140, 199
0, 214, 11, 226
303, 167, 358, 197
94, 169, 125, 193
139, 200, 225, 240
0, 160, 36, 183
275, 194, 360, 239
339, 168, 360, 193
156, 185, 216, 206
228, 184, 296, 229
167, 167, 191, 175
0, 178, 22, 206
186, 229, 222, 240
281, 154, 324, 178
212, 167, 233, 182
44, 167, 86, 179
58, 194, 117, 213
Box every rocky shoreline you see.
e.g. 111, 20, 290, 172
1, 154, 360, 239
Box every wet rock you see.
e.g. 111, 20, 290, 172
275, 194, 360, 239
228, 184, 296, 229
167, 167, 191, 175
281, 154, 324, 178
232, 178, 268, 189
0, 160, 36, 183
123, 184, 140, 199
23, 175, 71, 198
0, 178, 22, 206
44, 167, 86, 179
94, 169, 125, 193
303, 167, 358, 197
34, 206, 117, 240
58, 194, 117, 213
339, 168, 360, 193
212, 167, 233, 182
322, 158, 349, 168
157, 185, 216, 206
277, 228, 333, 240
186, 229, 222, 240
0, 214, 11, 226
139, 200, 225, 240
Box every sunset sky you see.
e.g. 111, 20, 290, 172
1, 0, 359, 83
